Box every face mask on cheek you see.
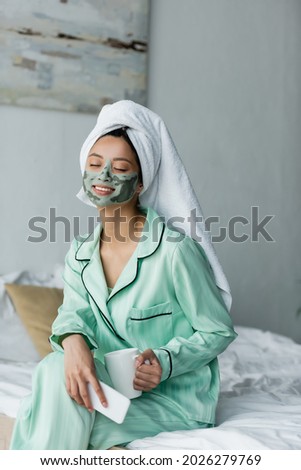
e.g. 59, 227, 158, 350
83, 159, 139, 207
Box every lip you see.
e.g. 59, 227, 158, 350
92, 185, 115, 196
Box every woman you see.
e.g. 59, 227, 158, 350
10, 101, 237, 449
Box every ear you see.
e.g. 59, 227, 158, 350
136, 183, 143, 194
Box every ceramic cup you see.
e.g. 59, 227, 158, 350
104, 348, 141, 399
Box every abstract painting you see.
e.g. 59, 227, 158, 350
0, 0, 149, 113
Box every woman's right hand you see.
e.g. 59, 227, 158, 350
62, 334, 108, 412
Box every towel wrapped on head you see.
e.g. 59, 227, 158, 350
77, 100, 232, 312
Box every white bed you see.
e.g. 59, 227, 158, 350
1, 269, 301, 450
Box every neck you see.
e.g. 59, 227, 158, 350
98, 203, 146, 245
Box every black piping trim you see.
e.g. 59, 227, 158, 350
159, 348, 172, 379
140, 224, 165, 261
107, 259, 139, 304
130, 312, 172, 321
107, 224, 165, 304
80, 263, 125, 341
75, 232, 95, 261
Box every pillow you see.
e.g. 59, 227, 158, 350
4, 284, 63, 358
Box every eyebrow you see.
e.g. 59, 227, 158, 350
88, 153, 133, 164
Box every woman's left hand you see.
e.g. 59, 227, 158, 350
134, 348, 162, 392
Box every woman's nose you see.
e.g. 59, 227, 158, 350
98, 162, 112, 181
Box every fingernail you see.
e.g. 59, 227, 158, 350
102, 401, 108, 408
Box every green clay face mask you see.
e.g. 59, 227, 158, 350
83, 159, 139, 207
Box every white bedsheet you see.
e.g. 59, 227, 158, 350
1, 326, 301, 449
127, 326, 301, 450
0, 265, 64, 362
0, 360, 36, 417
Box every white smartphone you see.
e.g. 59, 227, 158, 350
87, 380, 131, 424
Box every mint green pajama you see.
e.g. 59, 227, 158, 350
10, 352, 208, 449
10, 205, 237, 449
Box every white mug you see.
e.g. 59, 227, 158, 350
104, 348, 141, 399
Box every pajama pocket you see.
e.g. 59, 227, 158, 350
127, 301, 173, 350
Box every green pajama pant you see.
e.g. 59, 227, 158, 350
10, 352, 210, 450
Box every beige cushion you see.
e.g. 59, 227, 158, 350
5, 284, 63, 358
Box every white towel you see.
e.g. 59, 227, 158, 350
77, 100, 232, 312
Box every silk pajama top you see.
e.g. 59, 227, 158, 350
50, 205, 237, 424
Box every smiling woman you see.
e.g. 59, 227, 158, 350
10, 100, 237, 450
83, 129, 143, 207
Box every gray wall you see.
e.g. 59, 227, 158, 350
0, 105, 97, 272
0, 0, 300, 341
147, 0, 301, 342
